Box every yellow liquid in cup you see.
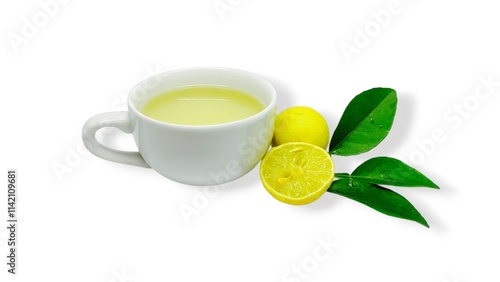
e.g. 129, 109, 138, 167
141, 85, 264, 125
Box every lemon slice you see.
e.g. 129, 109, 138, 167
260, 142, 335, 205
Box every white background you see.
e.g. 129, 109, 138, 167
1, 0, 499, 281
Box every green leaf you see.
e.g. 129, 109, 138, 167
327, 179, 429, 227
329, 88, 397, 156
349, 157, 439, 188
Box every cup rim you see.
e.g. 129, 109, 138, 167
127, 67, 277, 129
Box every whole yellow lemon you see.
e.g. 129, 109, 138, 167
272, 106, 330, 149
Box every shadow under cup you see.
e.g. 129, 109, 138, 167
83, 68, 277, 186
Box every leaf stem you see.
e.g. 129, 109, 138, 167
336, 173, 393, 183
335, 173, 385, 183
334, 173, 351, 179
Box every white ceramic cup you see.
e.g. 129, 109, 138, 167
82, 68, 276, 185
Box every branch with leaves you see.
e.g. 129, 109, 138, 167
326, 88, 438, 227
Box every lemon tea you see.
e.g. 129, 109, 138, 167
141, 85, 264, 125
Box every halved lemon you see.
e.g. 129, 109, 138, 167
260, 142, 335, 205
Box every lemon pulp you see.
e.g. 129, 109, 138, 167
260, 142, 335, 205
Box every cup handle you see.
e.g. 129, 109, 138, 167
82, 111, 150, 168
